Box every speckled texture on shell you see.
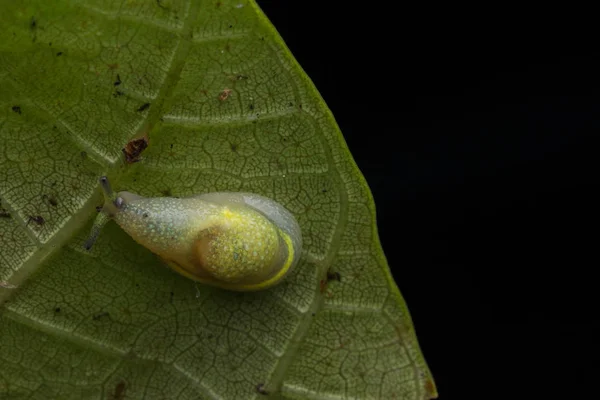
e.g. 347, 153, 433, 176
194, 207, 280, 282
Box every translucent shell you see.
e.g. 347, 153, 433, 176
85, 177, 302, 291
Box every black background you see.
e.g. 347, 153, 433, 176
256, 2, 599, 399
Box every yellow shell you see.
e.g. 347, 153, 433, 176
85, 177, 302, 291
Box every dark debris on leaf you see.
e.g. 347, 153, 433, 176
122, 134, 149, 164
256, 383, 269, 395
327, 271, 342, 283
111, 381, 127, 400
92, 311, 110, 321
136, 102, 150, 112
27, 215, 45, 227
42, 194, 58, 207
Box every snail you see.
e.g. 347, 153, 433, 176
84, 176, 302, 291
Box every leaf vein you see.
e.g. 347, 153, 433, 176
79, 4, 185, 35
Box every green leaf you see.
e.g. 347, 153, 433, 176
0, 1, 436, 399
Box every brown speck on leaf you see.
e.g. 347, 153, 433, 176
107, 63, 119, 70
161, 188, 172, 197
110, 381, 127, 400
320, 275, 335, 298
424, 376, 437, 398
136, 102, 150, 112
215, 1, 222, 8
200, 89, 208, 96
319, 279, 327, 293
218, 88, 232, 102
11, 105, 21, 114
256, 383, 269, 395
122, 133, 149, 164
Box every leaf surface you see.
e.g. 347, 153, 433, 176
0, 1, 436, 399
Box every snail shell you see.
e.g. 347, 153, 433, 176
85, 177, 302, 291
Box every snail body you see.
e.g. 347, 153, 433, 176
85, 177, 302, 291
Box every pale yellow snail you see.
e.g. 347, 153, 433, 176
84, 177, 302, 291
